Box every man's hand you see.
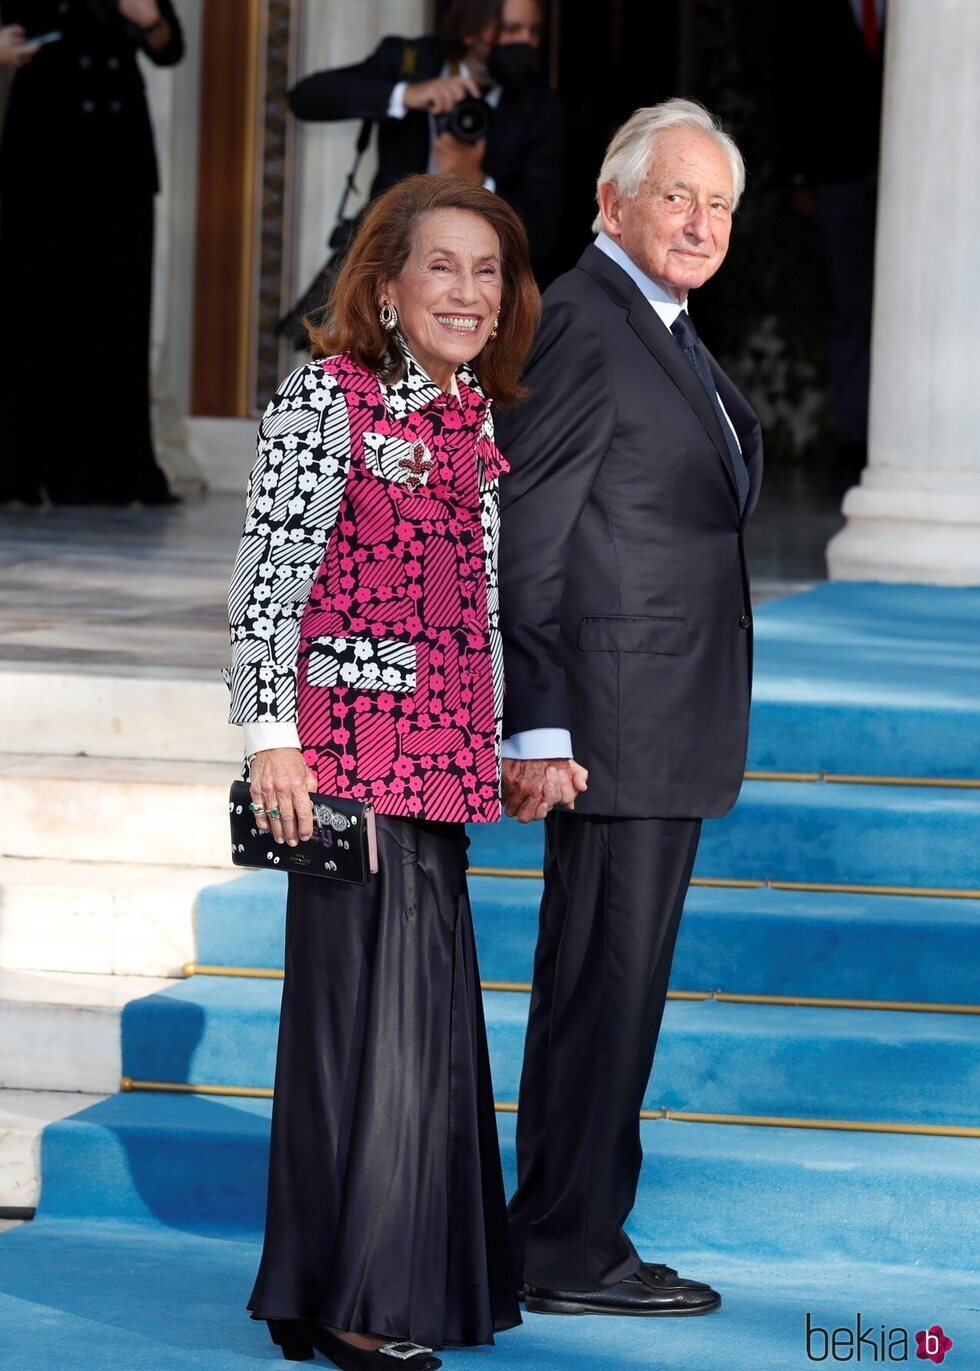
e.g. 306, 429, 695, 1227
0, 26, 38, 67
432, 133, 486, 183
503, 758, 589, 824
249, 748, 318, 847
118, 0, 161, 25
403, 74, 481, 114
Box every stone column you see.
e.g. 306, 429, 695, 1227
827, 0, 980, 585
144, 0, 207, 498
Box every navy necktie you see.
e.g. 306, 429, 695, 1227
671, 312, 750, 514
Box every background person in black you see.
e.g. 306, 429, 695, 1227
773, 0, 885, 489
0, 0, 183, 506
288, 0, 567, 279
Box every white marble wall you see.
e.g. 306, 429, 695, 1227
827, 0, 980, 584
143, 0, 204, 494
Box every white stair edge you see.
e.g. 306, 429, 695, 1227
0, 1088, 105, 1211
0, 667, 241, 764
0, 755, 234, 868
0, 968, 170, 1094
0, 856, 239, 977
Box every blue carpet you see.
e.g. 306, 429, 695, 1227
3, 581, 980, 1369
0, 1220, 977, 1371
121, 977, 980, 1127
197, 872, 980, 1004
31, 1098, 980, 1270
462, 783, 980, 887
749, 582, 980, 776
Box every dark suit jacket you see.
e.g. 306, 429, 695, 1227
496, 246, 763, 819
0, 0, 184, 196
288, 34, 567, 272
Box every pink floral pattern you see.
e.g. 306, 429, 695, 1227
293, 353, 507, 823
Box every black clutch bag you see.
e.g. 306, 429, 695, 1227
228, 781, 378, 884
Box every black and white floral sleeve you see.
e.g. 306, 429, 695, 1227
226, 363, 352, 727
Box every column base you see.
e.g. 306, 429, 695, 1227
827, 478, 980, 585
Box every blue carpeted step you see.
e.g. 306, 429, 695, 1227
749, 583, 980, 777
465, 783, 980, 888
33, 1092, 980, 1271
696, 781, 980, 888
482, 996, 980, 1127
195, 873, 980, 1005
121, 978, 980, 1127
0, 1218, 977, 1371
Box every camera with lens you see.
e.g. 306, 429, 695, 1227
435, 94, 492, 144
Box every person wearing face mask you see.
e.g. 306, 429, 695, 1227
288, 0, 567, 279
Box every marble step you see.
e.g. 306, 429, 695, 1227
0, 969, 169, 1094
0, 1089, 104, 1211
0, 754, 234, 868
0, 858, 238, 977
0, 665, 240, 764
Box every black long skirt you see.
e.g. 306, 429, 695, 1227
247, 816, 521, 1350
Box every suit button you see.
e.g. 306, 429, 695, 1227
739, 612, 752, 629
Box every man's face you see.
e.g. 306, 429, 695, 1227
467, 0, 543, 67
598, 128, 735, 303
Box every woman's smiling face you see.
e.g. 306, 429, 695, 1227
379, 208, 503, 390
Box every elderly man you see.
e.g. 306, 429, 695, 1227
496, 100, 763, 1317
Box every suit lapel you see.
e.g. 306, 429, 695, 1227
577, 248, 739, 499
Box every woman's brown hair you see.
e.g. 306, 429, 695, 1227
309, 175, 540, 406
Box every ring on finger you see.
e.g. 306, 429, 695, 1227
268, 806, 281, 819
248, 802, 265, 814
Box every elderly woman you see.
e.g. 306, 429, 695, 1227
226, 175, 540, 1369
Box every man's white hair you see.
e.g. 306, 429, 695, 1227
591, 98, 746, 234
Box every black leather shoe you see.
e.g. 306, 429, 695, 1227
524, 1265, 721, 1317
631, 1261, 715, 1293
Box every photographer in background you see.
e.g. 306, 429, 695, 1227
288, 0, 567, 278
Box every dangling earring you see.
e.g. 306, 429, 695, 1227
489, 313, 500, 340
379, 298, 398, 332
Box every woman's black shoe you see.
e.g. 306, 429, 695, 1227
301, 1322, 442, 1370
267, 1318, 314, 1361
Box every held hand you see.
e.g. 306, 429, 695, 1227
403, 74, 481, 114
432, 133, 487, 183
249, 748, 318, 847
502, 757, 589, 824
0, 26, 38, 67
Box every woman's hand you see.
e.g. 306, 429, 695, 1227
0, 26, 38, 67
249, 748, 318, 847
